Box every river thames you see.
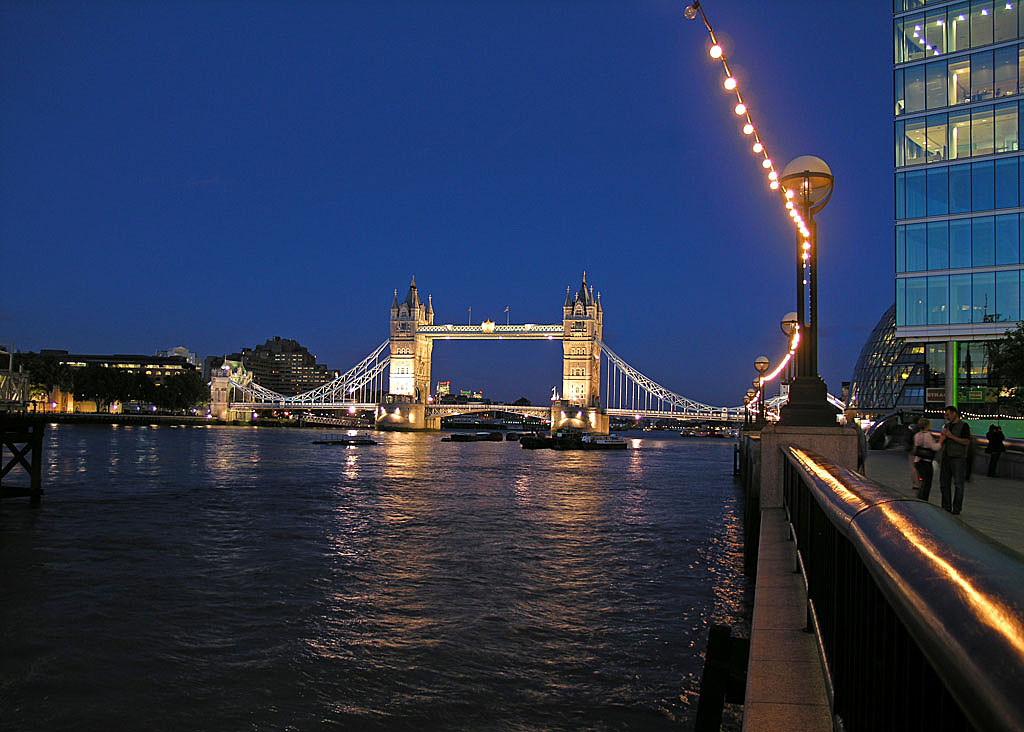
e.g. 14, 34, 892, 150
0, 425, 748, 730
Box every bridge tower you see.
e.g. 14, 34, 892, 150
388, 277, 434, 402
562, 273, 603, 408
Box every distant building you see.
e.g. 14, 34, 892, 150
237, 336, 337, 396
40, 350, 197, 386
156, 346, 199, 367
436, 380, 451, 397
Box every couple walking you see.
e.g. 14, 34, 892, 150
913, 406, 971, 515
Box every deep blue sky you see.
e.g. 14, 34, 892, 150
1, 1, 892, 405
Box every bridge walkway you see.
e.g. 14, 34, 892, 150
864, 447, 1024, 556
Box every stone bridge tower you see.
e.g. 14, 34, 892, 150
562, 273, 603, 408
388, 277, 434, 402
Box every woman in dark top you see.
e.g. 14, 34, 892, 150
985, 424, 1006, 477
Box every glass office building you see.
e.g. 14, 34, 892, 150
894, 0, 1024, 413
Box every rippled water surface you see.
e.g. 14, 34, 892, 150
0, 425, 748, 730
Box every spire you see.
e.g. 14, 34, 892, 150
403, 276, 419, 308
427, 294, 434, 316
392, 289, 399, 309
578, 273, 590, 305
564, 285, 572, 307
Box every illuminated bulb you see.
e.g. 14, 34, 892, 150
709, 44, 723, 59
761, 158, 772, 169
981, 8, 988, 15
785, 201, 794, 210
789, 209, 797, 218
802, 241, 811, 250
752, 142, 763, 153
770, 180, 779, 190
724, 76, 737, 90
734, 103, 746, 115
802, 252, 809, 261
768, 171, 778, 180
743, 123, 754, 135
785, 189, 794, 199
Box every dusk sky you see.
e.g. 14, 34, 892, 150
1, 1, 892, 406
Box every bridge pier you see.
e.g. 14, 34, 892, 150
375, 402, 440, 431
550, 403, 609, 435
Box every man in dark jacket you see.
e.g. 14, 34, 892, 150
985, 424, 1006, 477
938, 406, 971, 514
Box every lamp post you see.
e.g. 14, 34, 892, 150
744, 388, 757, 427
754, 356, 770, 426
778, 156, 838, 426
780, 310, 798, 397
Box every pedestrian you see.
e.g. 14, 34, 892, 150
847, 414, 867, 472
985, 424, 1006, 477
912, 417, 940, 501
938, 405, 972, 514
904, 419, 918, 490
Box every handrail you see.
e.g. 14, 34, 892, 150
783, 445, 1024, 731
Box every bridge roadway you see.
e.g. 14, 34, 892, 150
228, 401, 740, 422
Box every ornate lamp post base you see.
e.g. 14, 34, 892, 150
778, 376, 839, 427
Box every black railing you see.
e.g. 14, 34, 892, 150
782, 446, 1024, 732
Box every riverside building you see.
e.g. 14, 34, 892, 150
894, 0, 1024, 414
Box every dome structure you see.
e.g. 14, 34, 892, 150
847, 305, 927, 414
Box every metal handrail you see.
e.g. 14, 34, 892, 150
783, 445, 1024, 731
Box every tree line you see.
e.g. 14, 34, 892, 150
13, 352, 208, 412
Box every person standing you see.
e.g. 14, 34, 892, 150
938, 406, 972, 514
912, 417, 940, 501
985, 424, 1006, 477
847, 414, 867, 472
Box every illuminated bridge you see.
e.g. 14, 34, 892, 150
211, 275, 776, 431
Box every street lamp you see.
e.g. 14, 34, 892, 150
754, 356, 770, 425
744, 388, 757, 427
780, 310, 798, 391
778, 155, 838, 426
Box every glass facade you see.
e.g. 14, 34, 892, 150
895, 0, 1024, 334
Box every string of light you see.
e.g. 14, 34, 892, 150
683, 1, 812, 417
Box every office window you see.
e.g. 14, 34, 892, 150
907, 169, 928, 217
927, 10, 948, 54
907, 277, 928, 325
996, 213, 1019, 264
928, 275, 950, 324
897, 121, 906, 167
927, 62, 946, 109
949, 56, 972, 105
973, 271, 996, 322
951, 163, 973, 212
973, 160, 995, 210
908, 223, 928, 271
973, 214, 996, 265
994, 0, 1018, 42
928, 166, 949, 215
951, 217, 973, 266
950, 273, 973, 322
928, 220, 950, 269
896, 69, 905, 115
1019, 44, 1024, 94
906, 65, 926, 112
907, 117, 928, 164
972, 50, 995, 101
995, 269, 1020, 321
897, 279, 907, 325
927, 114, 948, 161
995, 156, 1019, 208
971, 106, 994, 155
949, 110, 972, 159
994, 101, 1018, 152
995, 46, 1018, 98
949, 4, 972, 53
971, 2, 994, 48
896, 172, 907, 219
897, 226, 907, 272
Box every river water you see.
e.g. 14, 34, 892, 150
0, 425, 748, 731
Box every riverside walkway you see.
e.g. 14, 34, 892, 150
864, 448, 1024, 555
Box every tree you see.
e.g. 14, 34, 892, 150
986, 324, 1024, 411
12, 352, 73, 393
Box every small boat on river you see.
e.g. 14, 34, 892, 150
312, 435, 377, 446
442, 432, 504, 442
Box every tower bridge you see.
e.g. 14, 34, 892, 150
211, 275, 747, 431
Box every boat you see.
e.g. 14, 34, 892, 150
443, 431, 504, 442
312, 436, 377, 446
580, 435, 628, 450
520, 433, 554, 449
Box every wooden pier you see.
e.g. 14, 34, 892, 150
0, 416, 44, 505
